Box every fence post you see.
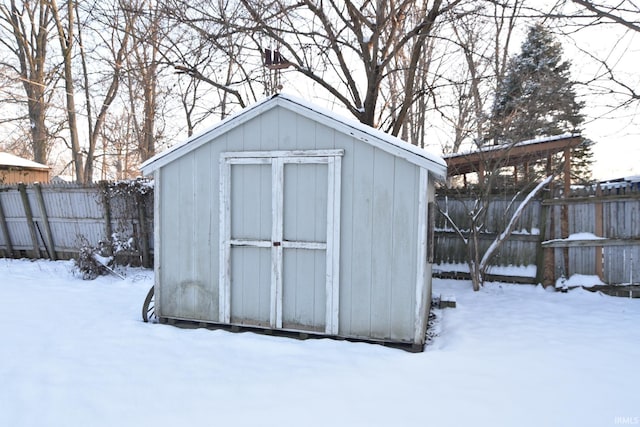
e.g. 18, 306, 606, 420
100, 182, 113, 256
0, 192, 16, 257
594, 184, 604, 280
536, 197, 549, 286
17, 183, 41, 258
561, 147, 571, 277
33, 183, 57, 260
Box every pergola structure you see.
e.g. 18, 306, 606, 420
443, 133, 583, 192
442, 133, 585, 287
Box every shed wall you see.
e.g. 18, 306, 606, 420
1, 168, 49, 184
157, 106, 423, 342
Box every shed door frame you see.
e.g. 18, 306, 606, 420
219, 149, 343, 335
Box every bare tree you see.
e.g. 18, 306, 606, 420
570, 0, 640, 33
0, 0, 56, 163
121, 0, 165, 163
99, 109, 140, 180
74, 0, 134, 182
440, 176, 554, 291
159, 0, 266, 122
244, 0, 464, 135
548, 1, 640, 106
438, 138, 573, 291
49, 0, 84, 182
160, 0, 469, 145
427, 1, 523, 154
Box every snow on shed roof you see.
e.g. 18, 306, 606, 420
140, 94, 447, 179
0, 152, 50, 170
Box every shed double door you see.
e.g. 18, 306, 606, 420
219, 150, 343, 335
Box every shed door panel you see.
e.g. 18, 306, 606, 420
283, 163, 327, 242
281, 163, 328, 332
282, 248, 326, 332
228, 163, 272, 326
230, 246, 271, 327
230, 164, 271, 240
220, 150, 343, 335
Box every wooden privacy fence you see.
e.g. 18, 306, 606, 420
2, 180, 638, 285
434, 182, 640, 285
542, 184, 640, 285
0, 181, 153, 267
433, 194, 543, 283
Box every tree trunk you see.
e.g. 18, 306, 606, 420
5, 0, 53, 164
28, 95, 49, 164
468, 226, 483, 291
51, 0, 84, 182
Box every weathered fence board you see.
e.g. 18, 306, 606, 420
435, 184, 640, 285
434, 196, 542, 282
2, 181, 638, 285
0, 182, 153, 265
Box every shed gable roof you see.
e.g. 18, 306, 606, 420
140, 94, 446, 179
0, 152, 50, 170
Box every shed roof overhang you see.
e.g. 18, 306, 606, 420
0, 152, 50, 171
443, 134, 583, 177
140, 94, 447, 180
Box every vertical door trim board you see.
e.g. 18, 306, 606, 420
219, 157, 232, 323
271, 157, 284, 328
154, 169, 162, 317
325, 154, 342, 335
414, 167, 429, 344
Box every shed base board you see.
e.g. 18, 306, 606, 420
157, 317, 425, 353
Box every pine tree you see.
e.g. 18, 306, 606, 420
490, 23, 593, 183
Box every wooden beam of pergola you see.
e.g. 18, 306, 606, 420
443, 134, 583, 177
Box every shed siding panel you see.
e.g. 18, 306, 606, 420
175, 152, 198, 318
159, 148, 218, 321
346, 139, 374, 337
389, 158, 419, 341
193, 144, 218, 320
241, 112, 261, 151
369, 149, 395, 339
331, 137, 420, 342
159, 159, 182, 317
294, 114, 319, 151
314, 117, 335, 150
277, 108, 298, 151
225, 125, 246, 151
261, 109, 279, 150
335, 131, 355, 336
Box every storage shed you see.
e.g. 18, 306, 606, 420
0, 152, 50, 184
141, 94, 446, 350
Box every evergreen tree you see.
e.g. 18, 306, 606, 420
490, 23, 593, 183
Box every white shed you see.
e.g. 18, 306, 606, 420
141, 94, 446, 350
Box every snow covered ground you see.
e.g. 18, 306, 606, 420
1, 258, 638, 427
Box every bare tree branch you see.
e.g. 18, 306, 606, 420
571, 0, 640, 32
